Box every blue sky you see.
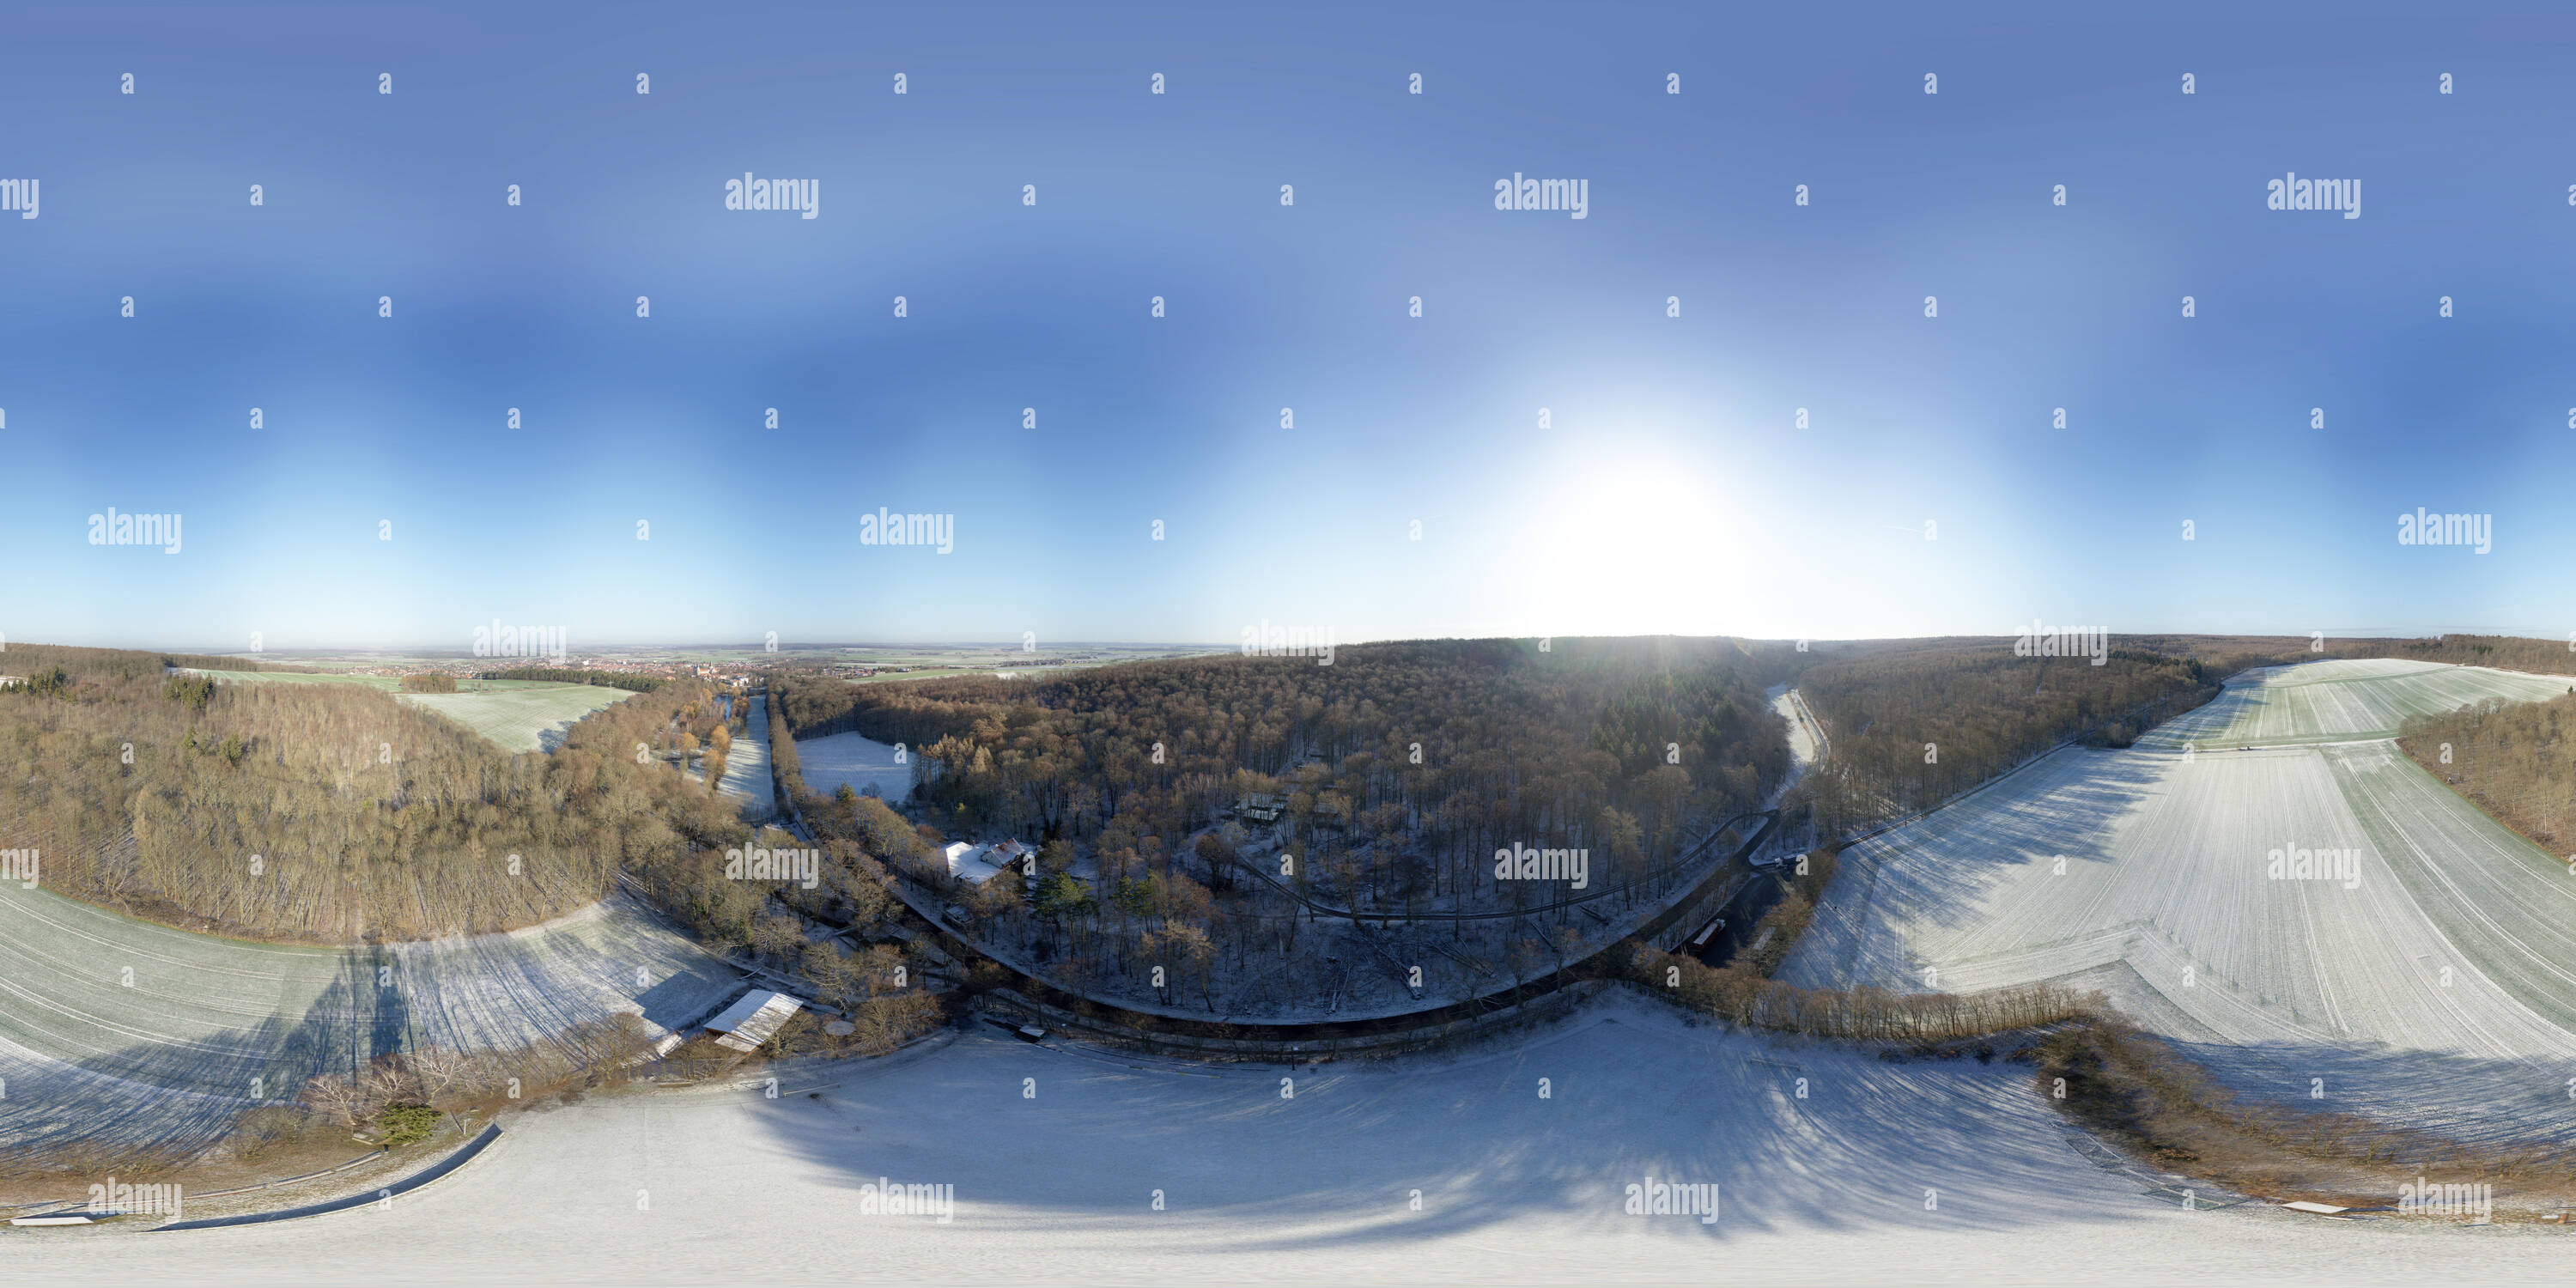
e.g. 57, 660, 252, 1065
5, 3, 2576, 652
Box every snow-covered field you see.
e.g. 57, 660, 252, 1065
16, 659, 2576, 1281
182, 668, 631, 754
793, 730, 914, 801
1784, 663, 2576, 1145
6, 996, 2561, 1285
2136, 659, 2568, 749
0, 884, 739, 1158
712, 695, 775, 819
1767, 684, 1824, 809
398, 685, 631, 754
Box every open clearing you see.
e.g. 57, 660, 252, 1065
793, 730, 913, 801
1787, 662, 2576, 1147
180, 671, 563, 694
181, 670, 631, 754
4, 996, 2558, 1285
397, 685, 631, 753
711, 693, 773, 819
0, 884, 738, 1159
2136, 659, 2570, 749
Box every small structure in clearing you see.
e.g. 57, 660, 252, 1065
706, 989, 803, 1053
940, 841, 1015, 886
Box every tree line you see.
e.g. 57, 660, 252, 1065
769, 638, 1798, 917
477, 666, 664, 691
0, 642, 749, 942
2398, 689, 2576, 854
1788, 637, 2314, 836
2344, 633, 2576, 676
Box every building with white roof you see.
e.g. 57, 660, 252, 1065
704, 989, 804, 1053
940, 841, 1013, 886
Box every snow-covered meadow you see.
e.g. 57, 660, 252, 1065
0, 884, 739, 1159
1786, 664, 2576, 1145
2136, 659, 2568, 749
7, 997, 2562, 1284
793, 730, 915, 801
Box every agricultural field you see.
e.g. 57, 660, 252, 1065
180, 669, 631, 754
0, 882, 738, 1160
2136, 659, 2570, 749
8, 998, 2557, 1281
784, 642, 1230, 684
793, 730, 914, 800
398, 685, 633, 754
1785, 665, 2576, 1147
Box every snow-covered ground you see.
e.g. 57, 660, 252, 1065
711, 695, 775, 820
2136, 659, 2568, 749
793, 730, 914, 801
0, 885, 739, 1158
5, 993, 2561, 1284
1766, 683, 1823, 807
1784, 663, 2576, 1146
398, 685, 633, 754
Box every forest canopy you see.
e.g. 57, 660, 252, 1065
0, 643, 747, 942
772, 637, 1801, 908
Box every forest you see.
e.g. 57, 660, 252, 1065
772, 637, 1800, 921
2346, 633, 2576, 676
0, 642, 750, 942
1787, 635, 2316, 835
2398, 690, 2576, 854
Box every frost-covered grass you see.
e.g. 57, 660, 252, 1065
185, 669, 629, 753
1784, 732, 2576, 1146
2136, 659, 2570, 749
0, 884, 738, 1161
710, 694, 773, 819
397, 685, 632, 753
793, 730, 913, 800
182, 670, 562, 693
